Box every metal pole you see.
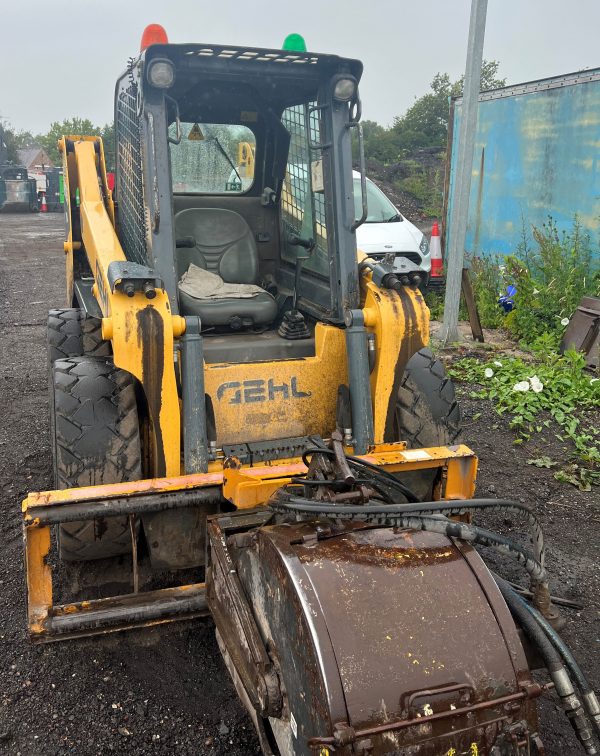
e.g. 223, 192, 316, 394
344, 309, 374, 455
439, 0, 488, 344
181, 316, 209, 473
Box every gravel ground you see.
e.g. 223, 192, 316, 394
0, 213, 260, 756
0, 212, 598, 755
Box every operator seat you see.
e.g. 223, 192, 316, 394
174, 208, 277, 328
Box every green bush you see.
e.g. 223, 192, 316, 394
504, 218, 599, 348
424, 290, 444, 320
426, 217, 599, 339
425, 255, 503, 327
396, 162, 443, 218
468, 255, 505, 328
424, 290, 468, 322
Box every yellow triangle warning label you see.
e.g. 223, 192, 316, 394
188, 123, 204, 141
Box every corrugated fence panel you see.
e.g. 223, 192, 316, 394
446, 69, 600, 260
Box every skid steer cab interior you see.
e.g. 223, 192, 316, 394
23, 25, 600, 756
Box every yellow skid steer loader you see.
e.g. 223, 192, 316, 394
22, 25, 599, 755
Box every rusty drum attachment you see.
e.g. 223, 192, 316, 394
207, 510, 544, 755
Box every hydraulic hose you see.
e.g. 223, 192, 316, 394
269, 494, 547, 586
496, 577, 600, 739
301, 447, 545, 567
496, 578, 598, 755
301, 447, 420, 503
296, 447, 550, 612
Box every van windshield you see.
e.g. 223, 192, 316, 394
354, 178, 403, 223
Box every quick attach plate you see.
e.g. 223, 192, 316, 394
223, 436, 322, 465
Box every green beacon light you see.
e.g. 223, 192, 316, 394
282, 33, 307, 52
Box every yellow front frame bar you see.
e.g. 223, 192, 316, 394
23, 444, 477, 640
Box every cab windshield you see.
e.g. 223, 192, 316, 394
354, 178, 403, 223
169, 122, 256, 194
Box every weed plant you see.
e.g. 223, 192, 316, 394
448, 350, 600, 489
504, 218, 599, 349
425, 217, 600, 344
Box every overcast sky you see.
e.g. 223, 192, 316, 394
2, 0, 599, 135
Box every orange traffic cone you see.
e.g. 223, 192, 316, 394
430, 220, 443, 277
40, 192, 48, 213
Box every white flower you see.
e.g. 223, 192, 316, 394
484, 368, 494, 378
513, 380, 530, 392
560, 317, 570, 326
529, 375, 544, 393
533, 288, 540, 295
493, 360, 503, 367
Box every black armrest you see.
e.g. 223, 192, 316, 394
176, 236, 196, 248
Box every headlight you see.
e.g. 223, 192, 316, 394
147, 59, 175, 89
333, 76, 357, 102
419, 234, 430, 256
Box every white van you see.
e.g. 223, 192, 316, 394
353, 171, 431, 282
227, 160, 432, 283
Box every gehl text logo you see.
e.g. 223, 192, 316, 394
217, 378, 311, 404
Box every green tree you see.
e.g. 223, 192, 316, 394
38, 118, 99, 164
361, 120, 399, 163
392, 61, 506, 151
0, 121, 37, 164
36, 118, 116, 170
100, 122, 115, 172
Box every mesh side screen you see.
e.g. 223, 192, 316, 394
307, 110, 326, 243
116, 82, 147, 264
280, 104, 329, 279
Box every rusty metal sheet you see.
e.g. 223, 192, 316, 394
297, 529, 520, 726
560, 295, 600, 371
239, 522, 538, 755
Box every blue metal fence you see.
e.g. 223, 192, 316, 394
445, 69, 600, 261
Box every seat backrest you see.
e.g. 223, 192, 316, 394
174, 208, 259, 284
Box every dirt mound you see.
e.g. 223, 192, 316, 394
356, 148, 446, 231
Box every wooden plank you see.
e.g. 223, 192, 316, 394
461, 268, 484, 343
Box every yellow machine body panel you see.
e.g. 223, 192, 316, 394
362, 279, 430, 443
204, 323, 347, 445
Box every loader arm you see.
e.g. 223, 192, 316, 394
60, 135, 183, 477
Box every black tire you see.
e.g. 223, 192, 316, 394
47, 308, 111, 365
51, 356, 142, 561
394, 348, 462, 499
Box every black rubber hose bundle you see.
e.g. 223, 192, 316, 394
496, 577, 600, 740
298, 447, 546, 567
496, 578, 598, 754
269, 492, 547, 586
300, 446, 421, 503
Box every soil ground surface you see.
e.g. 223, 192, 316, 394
0, 212, 598, 755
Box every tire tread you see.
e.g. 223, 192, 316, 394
51, 356, 141, 561
395, 347, 462, 449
